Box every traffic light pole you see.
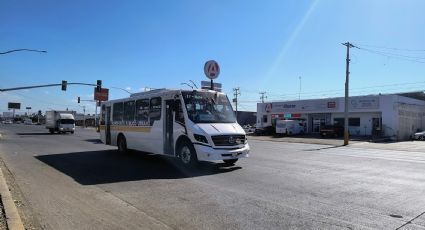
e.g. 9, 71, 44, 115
0, 82, 99, 92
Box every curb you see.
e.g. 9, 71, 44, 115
0, 166, 24, 230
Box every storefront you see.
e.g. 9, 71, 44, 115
256, 93, 425, 140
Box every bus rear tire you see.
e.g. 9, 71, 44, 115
178, 141, 198, 167
223, 159, 238, 165
49, 129, 54, 134
117, 135, 128, 153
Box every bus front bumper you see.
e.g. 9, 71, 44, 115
194, 143, 250, 161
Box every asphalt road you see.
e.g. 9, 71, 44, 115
0, 124, 425, 230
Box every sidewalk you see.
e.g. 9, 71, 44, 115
0, 132, 40, 230
248, 134, 362, 146
248, 134, 425, 153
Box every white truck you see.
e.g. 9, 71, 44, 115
45, 110, 76, 134
275, 119, 305, 136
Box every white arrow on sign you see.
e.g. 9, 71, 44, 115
204, 60, 220, 80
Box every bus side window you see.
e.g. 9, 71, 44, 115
136, 99, 149, 126
149, 97, 162, 126
113, 102, 124, 123
175, 100, 185, 124
123, 100, 136, 124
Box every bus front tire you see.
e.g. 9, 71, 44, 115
178, 141, 198, 167
223, 159, 238, 165
117, 135, 128, 153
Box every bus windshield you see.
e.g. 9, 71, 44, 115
182, 91, 236, 123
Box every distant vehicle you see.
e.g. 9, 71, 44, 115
320, 125, 344, 137
2, 120, 12, 124
24, 119, 33, 125
99, 89, 250, 166
243, 125, 255, 133
412, 131, 425, 140
275, 120, 305, 135
45, 110, 75, 134
254, 126, 275, 135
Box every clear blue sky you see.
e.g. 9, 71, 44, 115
1, 0, 425, 114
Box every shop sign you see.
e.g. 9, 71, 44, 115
349, 96, 379, 110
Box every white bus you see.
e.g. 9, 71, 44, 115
99, 89, 250, 166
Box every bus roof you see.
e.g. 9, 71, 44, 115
101, 88, 224, 105
129, 88, 221, 98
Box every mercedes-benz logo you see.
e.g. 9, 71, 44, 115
228, 136, 235, 144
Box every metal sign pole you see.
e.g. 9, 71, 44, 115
95, 102, 98, 127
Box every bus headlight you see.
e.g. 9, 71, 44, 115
194, 134, 209, 144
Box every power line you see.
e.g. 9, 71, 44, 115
7, 91, 81, 109
355, 46, 425, 64
242, 81, 425, 100
354, 43, 425, 52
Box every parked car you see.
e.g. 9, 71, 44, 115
255, 126, 275, 135
412, 131, 425, 140
24, 119, 33, 125
243, 125, 256, 133
320, 125, 344, 137
2, 120, 13, 124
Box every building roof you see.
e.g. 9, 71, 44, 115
396, 91, 425, 101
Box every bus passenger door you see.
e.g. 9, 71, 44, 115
105, 106, 112, 145
163, 100, 174, 155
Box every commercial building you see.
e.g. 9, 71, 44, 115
256, 92, 425, 140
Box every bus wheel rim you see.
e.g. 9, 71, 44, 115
181, 146, 191, 164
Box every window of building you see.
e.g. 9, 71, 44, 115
263, 115, 268, 123
113, 102, 124, 122
333, 118, 344, 126
123, 100, 136, 122
150, 97, 162, 125
136, 99, 149, 125
348, 117, 360, 126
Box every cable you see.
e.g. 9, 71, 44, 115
355, 43, 425, 52
355, 46, 425, 64
8, 91, 81, 109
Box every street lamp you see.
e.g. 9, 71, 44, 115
0, 49, 47, 55
111, 87, 131, 94
181, 83, 193, 89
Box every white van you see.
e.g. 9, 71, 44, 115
99, 89, 250, 166
275, 120, 305, 135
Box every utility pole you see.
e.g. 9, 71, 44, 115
342, 42, 356, 146
233, 87, 240, 121
260, 92, 267, 103
79, 105, 86, 128
299, 76, 302, 100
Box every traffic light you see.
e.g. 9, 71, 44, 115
96, 80, 102, 92
77, 97, 80, 103
61, 80, 67, 91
